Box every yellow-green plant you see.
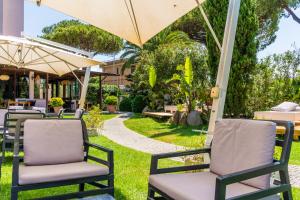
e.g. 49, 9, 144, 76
84, 105, 103, 129
49, 97, 64, 107
148, 65, 157, 88
167, 57, 195, 113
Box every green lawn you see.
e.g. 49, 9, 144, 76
124, 114, 207, 148
124, 114, 300, 166
65, 113, 118, 121
0, 136, 180, 200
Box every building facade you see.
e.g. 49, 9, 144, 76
101, 60, 133, 88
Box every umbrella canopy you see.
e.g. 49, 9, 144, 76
31, 0, 204, 46
0, 35, 103, 76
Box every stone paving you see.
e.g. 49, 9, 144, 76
100, 113, 300, 188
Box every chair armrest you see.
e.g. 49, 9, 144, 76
85, 142, 114, 174
215, 162, 286, 200
85, 142, 113, 153
150, 148, 211, 175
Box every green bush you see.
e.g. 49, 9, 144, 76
104, 96, 118, 105
119, 97, 132, 112
49, 97, 64, 107
132, 95, 146, 113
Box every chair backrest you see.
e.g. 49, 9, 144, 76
0, 109, 8, 127
210, 119, 276, 189
75, 108, 84, 119
23, 119, 85, 166
8, 106, 24, 110
34, 99, 46, 108
4, 112, 45, 136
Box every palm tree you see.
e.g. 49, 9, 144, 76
120, 29, 192, 74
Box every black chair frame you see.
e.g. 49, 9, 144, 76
11, 118, 114, 200
148, 120, 294, 200
0, 112, 45, 177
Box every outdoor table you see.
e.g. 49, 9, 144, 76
81, 194, 114, 200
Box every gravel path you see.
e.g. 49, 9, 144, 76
100, 112, 300, 188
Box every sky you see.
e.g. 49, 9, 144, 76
24, 1, 300, 61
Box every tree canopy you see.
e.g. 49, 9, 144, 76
41, 20, 123, 55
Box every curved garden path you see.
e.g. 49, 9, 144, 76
100, 112, 186, 154
100, 112, 300, 188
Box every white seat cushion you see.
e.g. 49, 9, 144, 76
19, 162, 109, 185
210, 119, 276, 189
149, 172, 261, 200
271, 102, 298, 112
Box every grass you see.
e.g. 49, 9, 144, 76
65, 113, 118, 121
124, 114, 300, 166
0, 136, 181, 200
124, 114, 207, 148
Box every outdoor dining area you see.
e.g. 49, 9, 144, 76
0, 0, 298, 199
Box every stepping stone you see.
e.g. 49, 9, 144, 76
81, 194, 114, 200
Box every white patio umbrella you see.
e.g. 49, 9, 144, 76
0, 35, 103, 76
31, 0, 205, 47
32, 0, 242, 141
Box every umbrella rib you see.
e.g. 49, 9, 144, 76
26, 60, 63, 65
124, 0, 142, 46
0, 45, 18, 65
65, 63, 84, 86
20, 46, 33, 64
25, 51, 59, 65
195, 0, 222, 51
0, 55, 17, 64
36, 47, 83, 70
32, 48, 60, 75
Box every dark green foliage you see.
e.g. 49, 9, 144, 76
41, 20, 123, 54
103, 85, 121, 97
87, 77, 100, 105
205, 0, 259, 117
119, 97, 132, 112
132, 95, 146, 113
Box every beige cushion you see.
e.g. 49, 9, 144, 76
149, 172, 261, 200
210, 119, 276, 189
75, 109, 83, 118
24, 120, 84, 166
0, 109, 7, 126
19, 162, 109, 185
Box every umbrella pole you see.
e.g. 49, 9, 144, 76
206, 0, 241, 145
79, 67, 91, 109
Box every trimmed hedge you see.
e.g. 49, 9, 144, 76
132, 95, 146, 113
119, 97, 132, 112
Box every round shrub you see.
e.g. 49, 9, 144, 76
104, 96, 118, 105
119, 97, 132, 112
132, 95, 146, 113
49, 97, 64, 107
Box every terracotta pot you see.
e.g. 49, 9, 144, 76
107, 105, 116, 113
53, 106, 63, 114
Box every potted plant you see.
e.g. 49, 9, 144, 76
49, 97, 64, 114
104, 96, 118, 113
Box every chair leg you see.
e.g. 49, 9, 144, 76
1, 138, 5, 163
148, 186, 155, 200
79, 183, 85, 192
11, 188, 18, 200
108, 176, 114, 197
279, 168, 293, 200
